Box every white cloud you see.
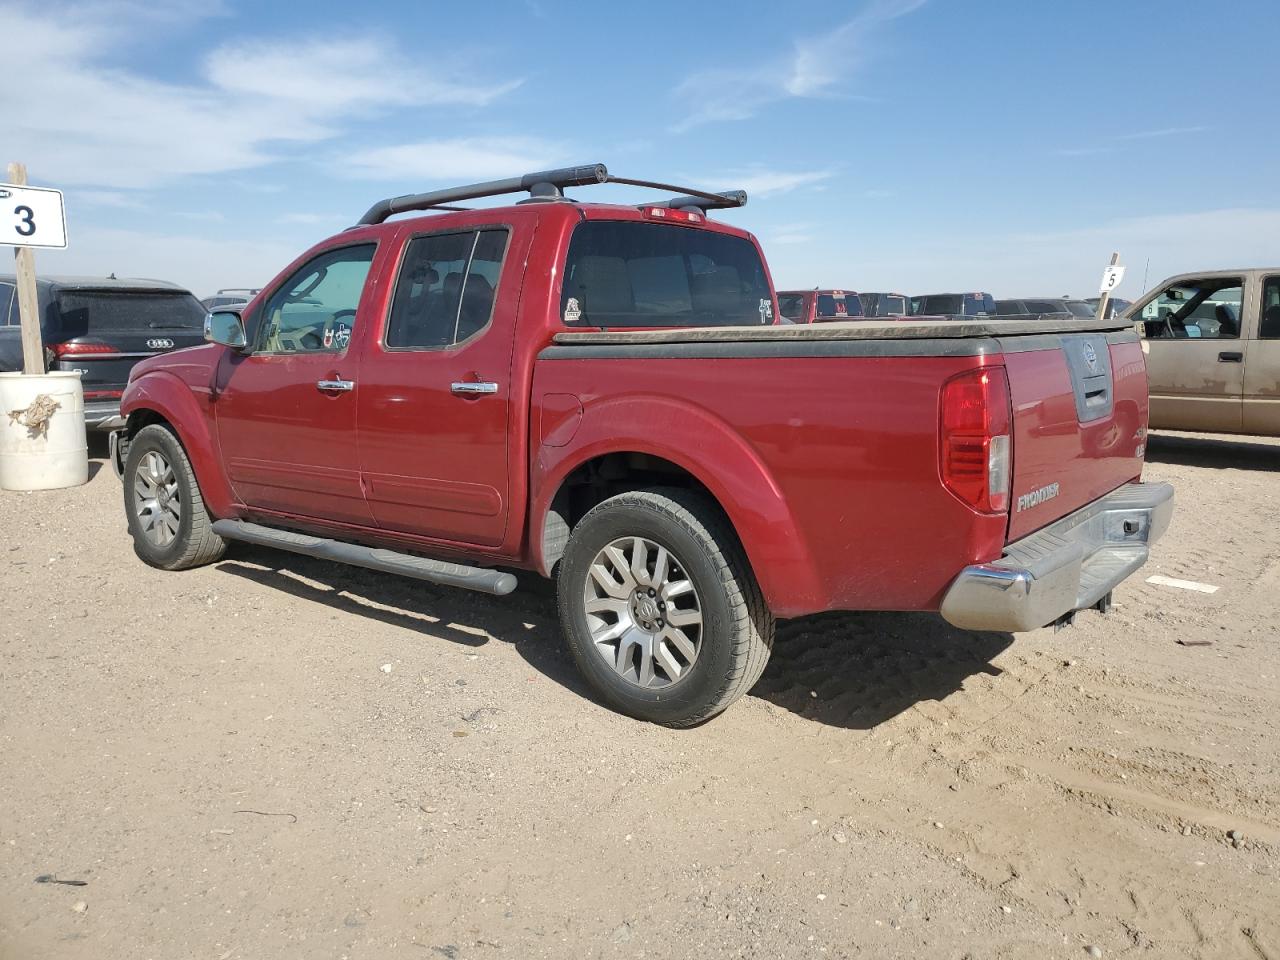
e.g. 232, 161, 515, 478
5, 2, 523, 190
342, 137, 569, 182
1117, 126, 1208, 141
671, 0, 926, 131
277, 213, 349, 226
727, 169, 834, 198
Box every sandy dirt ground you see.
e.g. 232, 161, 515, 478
1, 431, 1278, 960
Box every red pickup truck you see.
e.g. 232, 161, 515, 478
112, 164, 1172, 726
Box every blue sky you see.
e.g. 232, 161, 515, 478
12, 0, 1280, 299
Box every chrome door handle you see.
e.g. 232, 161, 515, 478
316, 379, 355, 392
451, 381, 499, 396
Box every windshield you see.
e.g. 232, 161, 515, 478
777, 293, 807, 322
561, 221, 774, 328
54, 291, 206, 334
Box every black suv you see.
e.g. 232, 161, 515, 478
0, 276, 207, 429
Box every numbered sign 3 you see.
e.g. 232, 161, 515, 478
0, 183, 68, 249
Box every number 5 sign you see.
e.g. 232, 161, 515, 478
0, 182, 68, 248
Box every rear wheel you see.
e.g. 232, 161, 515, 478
557, 488, 774, 727
123, 424, 225, 570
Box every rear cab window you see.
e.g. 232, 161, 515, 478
560, 221, 774, 328
815, 292, 863, 320
777, 293, 808, 323
53, 290, 207, 337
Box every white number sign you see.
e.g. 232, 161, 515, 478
1099, 263, 1125, 294
0, 183, 68, 249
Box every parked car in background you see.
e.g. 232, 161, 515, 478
911, 292, 996, 316
111, 163, 1171, 726
776, 289, 864, 324
201, 288, 261, 311
996, 298, 1096, 318
859, 291, 910, 317
1126, 269, 1280, 436
1086, 296, 1133, 320
0, 275, 206, 429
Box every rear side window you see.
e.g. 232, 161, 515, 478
385, 228, 508, 349
561, 221, 773, 328
1065, 301, 1095, 318
995, 300, 1022, 315
53, 291, 207, 336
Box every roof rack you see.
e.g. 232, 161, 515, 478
356, 163, 747, 225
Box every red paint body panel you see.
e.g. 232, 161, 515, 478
530, 355, 1008, 616
121, 197, 1152, 621
1004, 340, 1146, 541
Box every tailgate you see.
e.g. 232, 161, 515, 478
1002, 331, 1148, 542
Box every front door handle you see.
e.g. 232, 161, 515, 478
1217, 351, 1243, 363
317, 378, 355, 392
451, 381, 499, 396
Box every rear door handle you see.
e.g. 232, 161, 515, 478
1217, 351, 1243, 363
451, 381, 499, 396
316, 379, 355, 392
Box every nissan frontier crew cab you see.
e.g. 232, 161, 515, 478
112, 164, 1172, 727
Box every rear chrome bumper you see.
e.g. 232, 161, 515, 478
84, 400, 125, 431
940, 481, 1174, 632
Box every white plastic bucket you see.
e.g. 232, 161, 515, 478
0, 371, 89, 491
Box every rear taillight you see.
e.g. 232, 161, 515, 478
940, 367, 1012, 514
50, 342, 120, 358
83, 389, 124, 400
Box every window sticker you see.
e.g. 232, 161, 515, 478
564, 296, 582, 324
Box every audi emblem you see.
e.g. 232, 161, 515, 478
146, 338, 175, 350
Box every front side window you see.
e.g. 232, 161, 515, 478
1023, 300, 1067, 315
385, 229, 508, 349
1139, 278, 1243, 340
561, 221, 773, 328
257, 244, 376, 354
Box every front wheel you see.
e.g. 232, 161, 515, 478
123, 423, 226, 571
557, 488, 774, 727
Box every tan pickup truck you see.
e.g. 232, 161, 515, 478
1128, 269, 1280, 436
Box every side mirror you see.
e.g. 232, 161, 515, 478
205, 310, 247, 349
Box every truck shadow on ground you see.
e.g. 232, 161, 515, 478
215, 548, 1012, 731
1146, 432, 1280, 472
753, 613, 1012, 730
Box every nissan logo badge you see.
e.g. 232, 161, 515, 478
1082, 342, 1098, 370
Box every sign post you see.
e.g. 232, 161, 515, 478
1096, 252, 1125, 322
4, 162, 68, 374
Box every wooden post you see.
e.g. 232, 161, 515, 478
1095, 251, 1120, 322
8, 162, 44, 375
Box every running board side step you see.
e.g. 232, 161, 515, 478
211, 520, 518, 596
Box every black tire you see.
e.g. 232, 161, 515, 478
123, 423, 226, 571
557, 488, 774, 727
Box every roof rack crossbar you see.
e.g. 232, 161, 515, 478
355, 164, 748, 225
358, 164, 610, 225
643, 189, 748, 213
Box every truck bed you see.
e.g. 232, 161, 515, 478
551, 315, 1131, 345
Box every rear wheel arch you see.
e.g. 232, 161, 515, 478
539, 452, 734, 576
